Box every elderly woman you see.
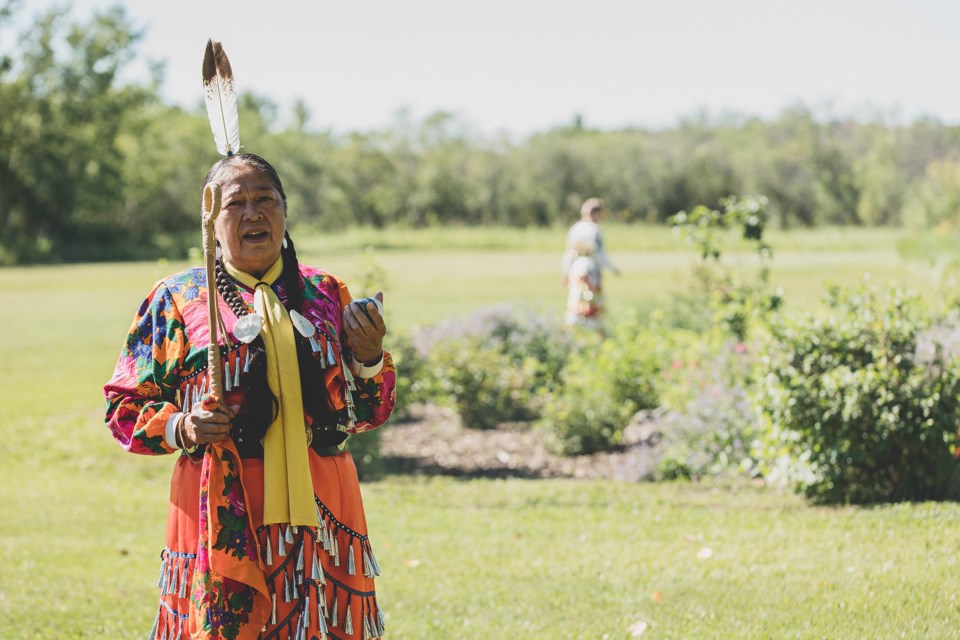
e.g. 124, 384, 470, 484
104, 153, 395, 640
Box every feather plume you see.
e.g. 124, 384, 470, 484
202, 39, 240, 156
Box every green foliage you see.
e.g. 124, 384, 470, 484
423, 307, 571, 430
388, 331, 434, 422
346, 428, 384, 480
903, 158, 960, 229
0, 5, 152, 263
3, 5, 960, 265
654, 341, 760, 480
539, 313, 679, 454
435, 340, 544, 429
755, 284, 960, 504
670, 195, 781, 341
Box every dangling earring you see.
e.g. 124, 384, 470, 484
282, 235, 288, 250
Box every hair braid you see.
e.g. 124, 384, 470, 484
279, 232, 340, 433
280, 232, 303, 312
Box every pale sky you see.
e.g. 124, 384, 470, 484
15, 0, 960, 135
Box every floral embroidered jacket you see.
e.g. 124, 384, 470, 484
104, 265, 395, 639
105, 265, 395, 455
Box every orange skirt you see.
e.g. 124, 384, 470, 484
152, 451, 383, 640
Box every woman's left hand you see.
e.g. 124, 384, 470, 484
344, 291, 386, 364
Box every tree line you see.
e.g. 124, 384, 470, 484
3, 3, 960, 265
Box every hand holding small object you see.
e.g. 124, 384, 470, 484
343, 292, 386, 365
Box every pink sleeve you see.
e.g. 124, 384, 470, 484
333, 276, 396, 433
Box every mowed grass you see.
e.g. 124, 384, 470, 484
1, 225, 959, 638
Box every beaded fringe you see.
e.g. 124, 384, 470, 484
151, 522, 383, 640
258, 504, 384, 640
150, 549, 194, 640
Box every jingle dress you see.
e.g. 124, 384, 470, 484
561, 219, 618, 328
104, 264, 396, 640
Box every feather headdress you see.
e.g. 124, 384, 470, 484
202, 39, 240, 156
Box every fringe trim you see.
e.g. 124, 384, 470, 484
149, 595, 190, 640
151, 550, 194, 639
258, 507, 384, 640
151, 504, 382, 639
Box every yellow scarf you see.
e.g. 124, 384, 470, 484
225, 258, 316, 527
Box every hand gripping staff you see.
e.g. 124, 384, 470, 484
201, 182, 224, 407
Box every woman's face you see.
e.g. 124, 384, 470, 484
214, 163, 287, 278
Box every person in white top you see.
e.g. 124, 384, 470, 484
562, 197, 620, 330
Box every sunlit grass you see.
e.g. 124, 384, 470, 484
1, 226, 957, 638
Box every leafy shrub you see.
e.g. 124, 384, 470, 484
755, 284, 960, 504
654, 342, 759, 480
347, 429, 385, 480
434, 341, 542, 429
670, 195, 781, 342
421, 306, 571, 429
388, 331, 434, 421
540, 313, 687, 454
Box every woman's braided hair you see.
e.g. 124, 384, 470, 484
204, 154, 337, 446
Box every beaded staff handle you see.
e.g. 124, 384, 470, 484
201, 182, 224, 402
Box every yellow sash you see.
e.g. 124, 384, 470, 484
224, 258, 316, 526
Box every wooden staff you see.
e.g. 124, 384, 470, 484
202, 182, 224, 401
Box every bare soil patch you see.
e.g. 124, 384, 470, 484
379, 405, 661, 481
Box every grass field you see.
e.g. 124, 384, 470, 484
2, 225, 959, 638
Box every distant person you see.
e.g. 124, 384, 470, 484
562, 197, 620, 329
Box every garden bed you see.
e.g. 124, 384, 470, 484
379, 404, 663, 481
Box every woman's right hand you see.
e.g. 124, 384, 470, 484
181, 399, 235, 447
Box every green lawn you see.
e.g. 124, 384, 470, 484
1, 225, 958, 638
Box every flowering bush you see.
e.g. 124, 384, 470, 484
755, 284, 960, 504
654, 341, 760, 480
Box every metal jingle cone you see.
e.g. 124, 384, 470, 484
362, 547, 375, 578
277, 531, 287, 557
363, 610, 373, 640
178, 561, 189, 598
312, 552, 323, 582
344, 602, 353, 636
157, 553, 168, 589
318, 598, 330, 636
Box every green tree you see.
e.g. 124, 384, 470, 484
0, 4, 154, 263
